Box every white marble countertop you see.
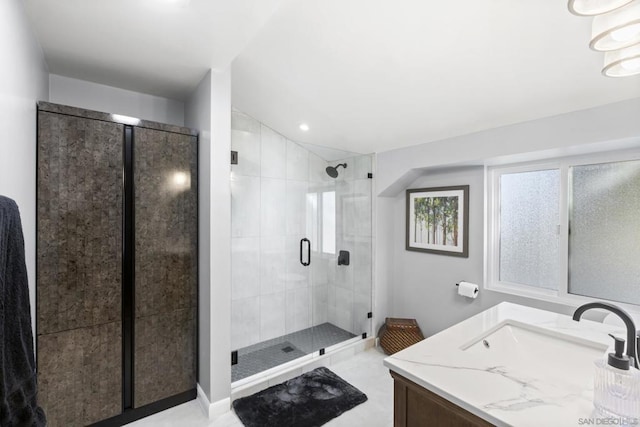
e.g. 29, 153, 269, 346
383, 302, 631, 426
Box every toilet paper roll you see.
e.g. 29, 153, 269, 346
458, 281, 479, 299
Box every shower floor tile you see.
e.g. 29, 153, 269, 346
232, 341, 306, 382
232, 323, 356, 382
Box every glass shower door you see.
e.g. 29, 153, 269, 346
310, 154, 373, 356
230, 109, 373, 383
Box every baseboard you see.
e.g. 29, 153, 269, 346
91, 389, 196, 426
196, 385, 210, 417
196, 384, 231, 419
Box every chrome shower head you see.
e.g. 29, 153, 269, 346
326, 163, 347, 178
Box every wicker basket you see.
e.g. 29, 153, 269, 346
378, 317, 424, 355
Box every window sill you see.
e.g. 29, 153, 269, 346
486, 282, 640, 319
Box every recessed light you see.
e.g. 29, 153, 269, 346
152, 0, 191, 7
299, 123, 310, 132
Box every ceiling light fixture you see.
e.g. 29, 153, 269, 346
299, 123, 310, 132
568, 0, 640, 76
568, 0, 633, 16
590, 1, 640, 51
602, 42, 640, 76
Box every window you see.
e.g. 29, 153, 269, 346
487, 152, 640, 308
307, 192, 318, 252
306, 190, 336, 255
322, 191, 336, 254
499, 169, 560, 290
569, 160, 640, 306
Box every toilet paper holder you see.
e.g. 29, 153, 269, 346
455, 281, 479, 295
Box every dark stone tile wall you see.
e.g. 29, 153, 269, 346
37, 101, 197, 136
37, 104, 198, 423
37, 110, 124, 425
37, 111, 123, 334
37, 321, 122, 427
132, 127, 197, 408
134, 308, 196, 407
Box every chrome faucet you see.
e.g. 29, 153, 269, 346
573, 301, 639, 369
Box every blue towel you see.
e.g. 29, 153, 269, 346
0, 196, 46, 426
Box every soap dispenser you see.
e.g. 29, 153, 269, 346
593, 334, 640, 418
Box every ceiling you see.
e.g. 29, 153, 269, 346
25, 0, 640, 154
24, 0, 283, 99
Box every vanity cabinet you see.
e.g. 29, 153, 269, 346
390, 371, 493, 427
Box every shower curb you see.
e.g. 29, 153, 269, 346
230, 337, 375, 402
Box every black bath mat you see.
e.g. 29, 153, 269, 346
232, 367, 368, 427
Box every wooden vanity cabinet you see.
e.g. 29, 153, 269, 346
390, 371, 493, 427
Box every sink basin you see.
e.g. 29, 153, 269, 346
461, 320, 608, 387
384, 303, 622, 427
463, 320, 607, 356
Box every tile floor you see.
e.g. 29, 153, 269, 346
232, 322, 356, 381
128, 346, 393, 427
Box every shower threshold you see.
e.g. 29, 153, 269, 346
231, 323, 356, 382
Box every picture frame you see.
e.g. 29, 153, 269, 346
406, 185, 469, 257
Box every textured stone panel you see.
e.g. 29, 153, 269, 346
133, 127, 197, 407
37, 321, 122, 427
37, 111, 123, 335
38, 101, 197, 136
134, 128, 198, 318
134, 308, 196, 407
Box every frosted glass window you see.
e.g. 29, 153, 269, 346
307, 193, 318, 252
499, 170, 560, 289
569, 160, 640, 305
322, 191, 336, 254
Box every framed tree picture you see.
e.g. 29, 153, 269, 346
406, 185, 469, 257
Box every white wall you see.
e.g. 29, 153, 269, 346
0, 0, 49, 328
386, 167, 573, 337
185, 71, 213, 401
377, 97, 640, 197
208, 67, 232, 407
375, 98, 640, 337
186, 68, 232, 408
50, 74, 185, 126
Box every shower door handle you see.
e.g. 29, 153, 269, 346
300, 238, 311, 266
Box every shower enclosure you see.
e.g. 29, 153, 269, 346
230, 110, 373, 382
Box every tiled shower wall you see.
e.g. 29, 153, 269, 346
230, 109, 373, 351
231, 111, 331, 350
331, 156, 373, 336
